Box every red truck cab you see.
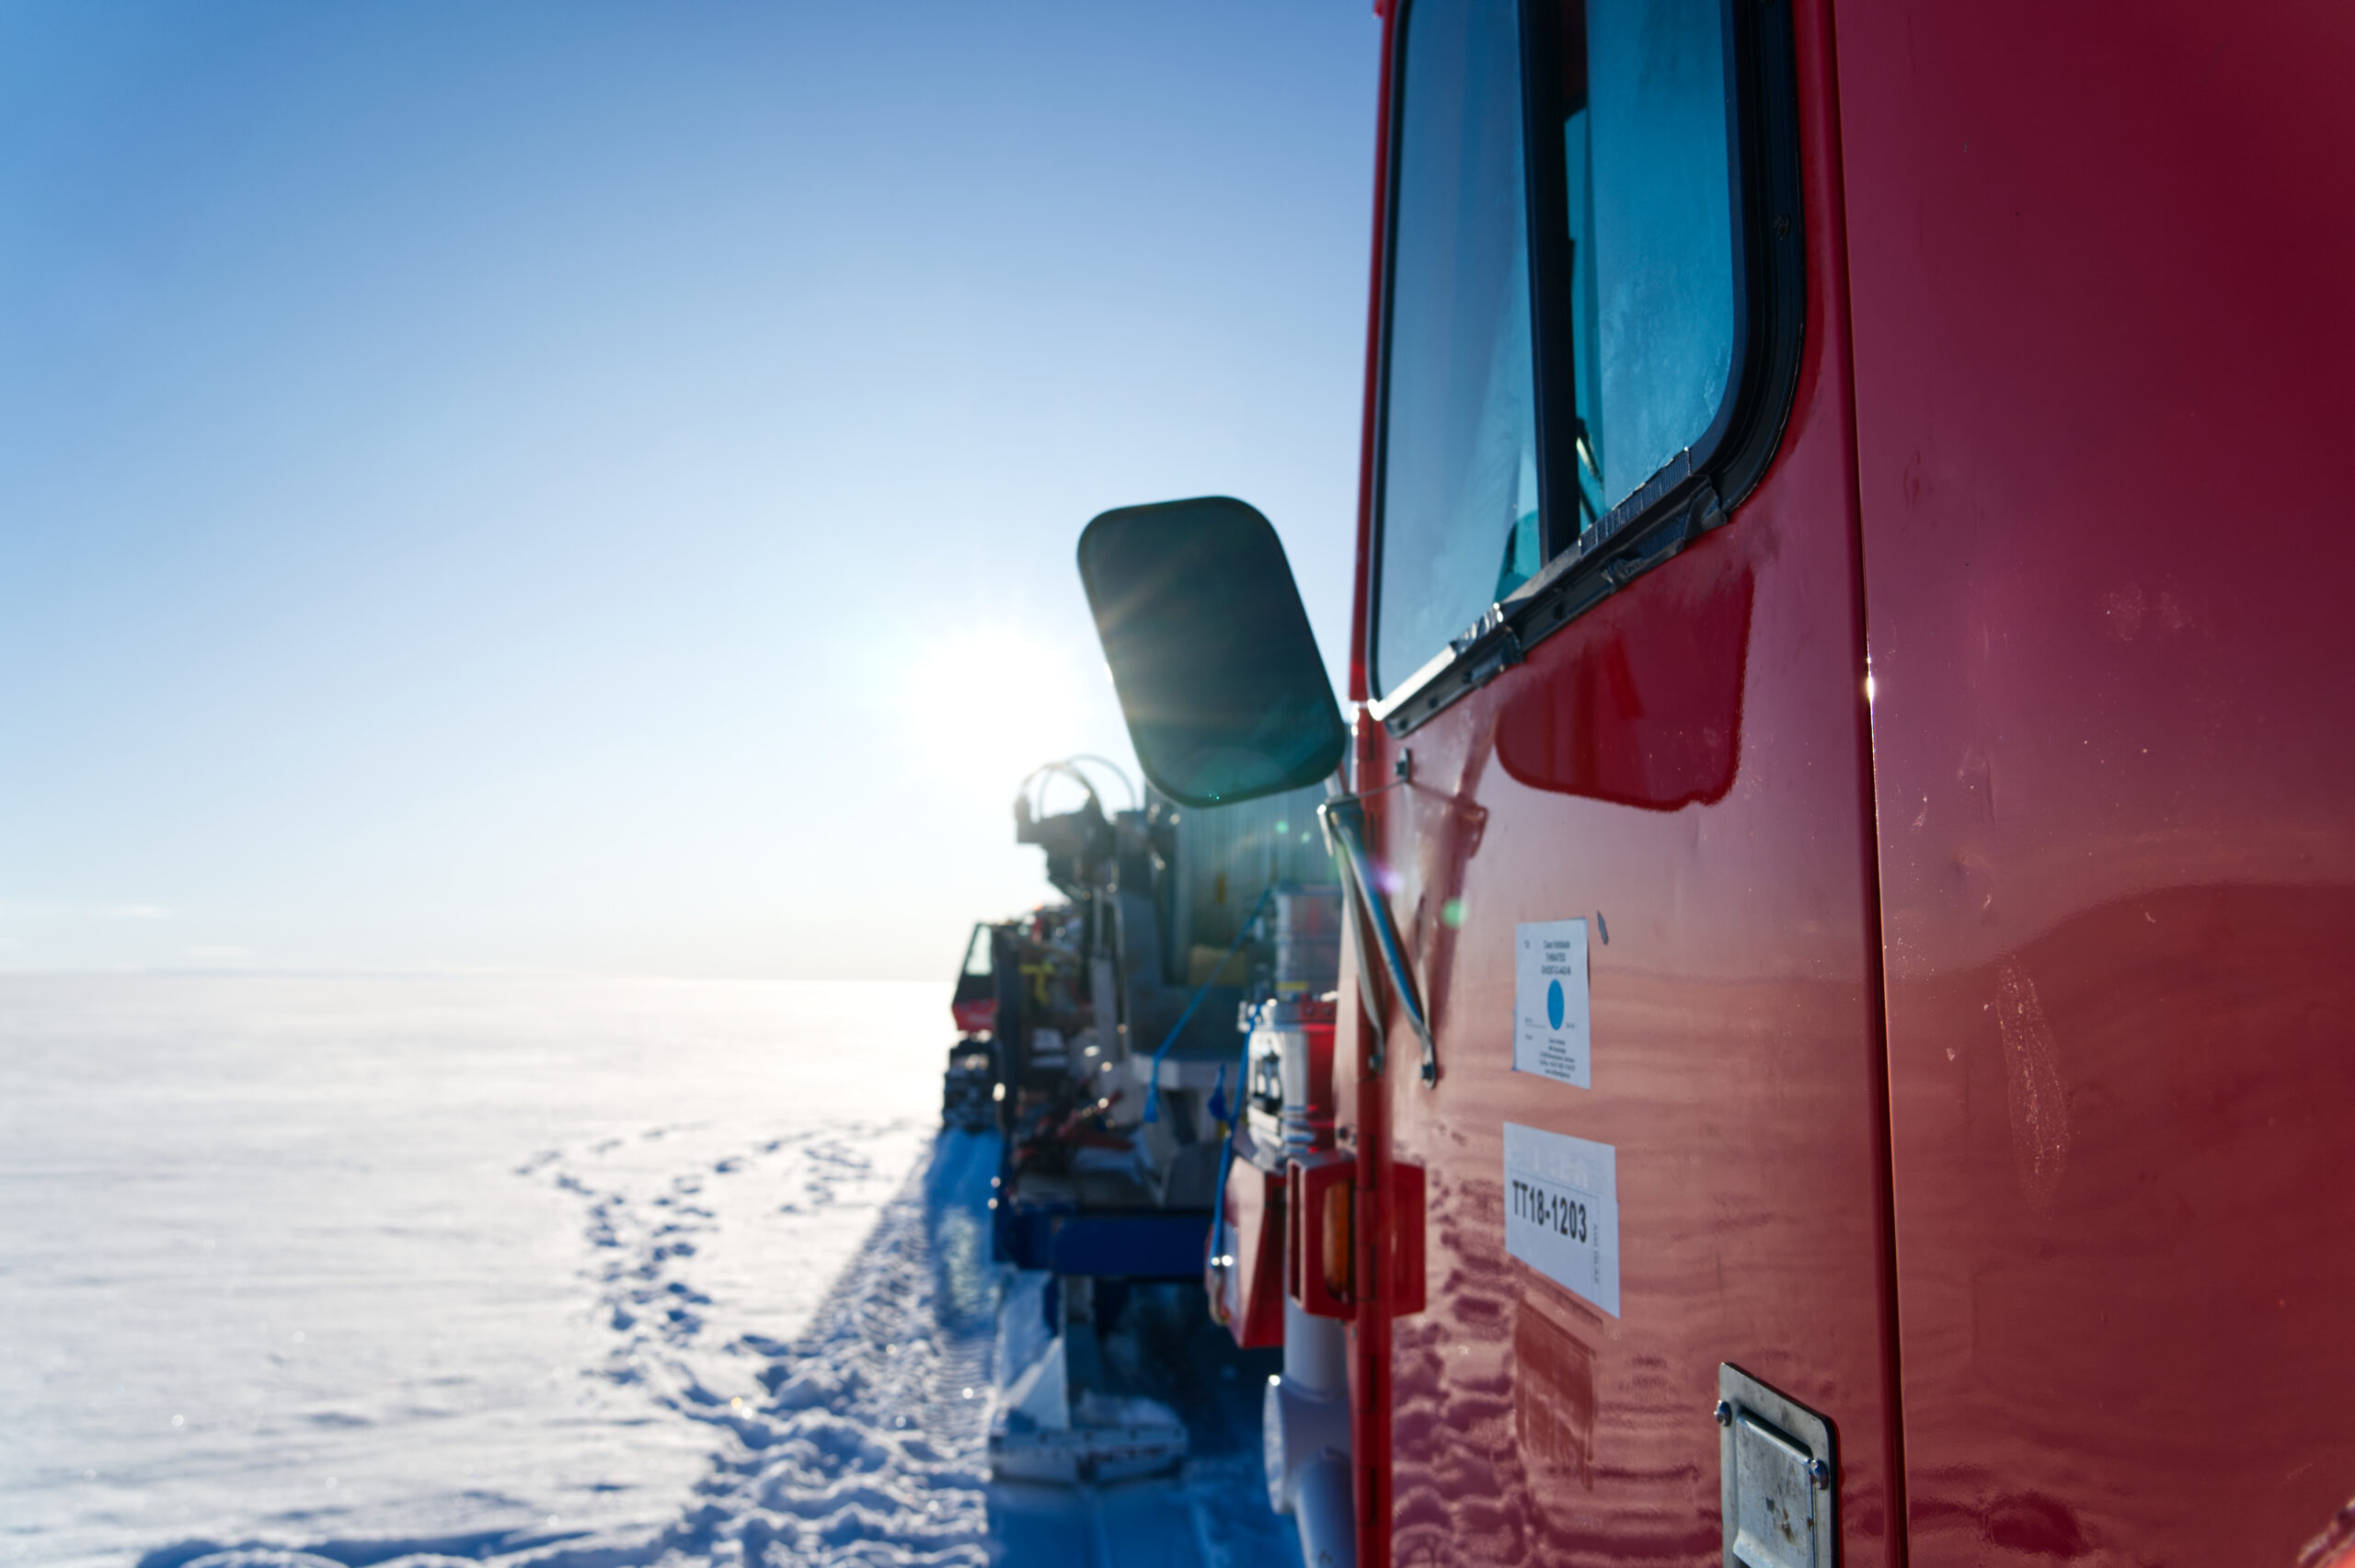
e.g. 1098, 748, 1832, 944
1077, 2, 2355, 1565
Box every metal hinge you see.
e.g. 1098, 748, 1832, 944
1465, 624, 1524, 689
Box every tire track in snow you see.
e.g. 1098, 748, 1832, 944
146, 1130, 998, 1568
142, 1129, 1300, 1568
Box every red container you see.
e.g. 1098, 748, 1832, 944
1208, 1129, 1287, 1349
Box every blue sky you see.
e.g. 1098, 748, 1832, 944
0, 2, 1381, 979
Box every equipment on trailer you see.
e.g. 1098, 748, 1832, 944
939, 1039, 996, 1134
939, 756, 1340, 1483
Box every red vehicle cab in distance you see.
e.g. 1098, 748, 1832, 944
951, 921, 998, 1036
1079, 0, 2355, 1565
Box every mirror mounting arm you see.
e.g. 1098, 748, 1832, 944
1318, 784, 1438, 1086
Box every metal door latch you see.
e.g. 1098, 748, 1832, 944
1717, 1365, 1837, 1568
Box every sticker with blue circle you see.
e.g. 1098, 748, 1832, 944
1515, 919, 1591, 1088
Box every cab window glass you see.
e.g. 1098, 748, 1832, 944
1373, 0, 1539, 698
1557, 0, 1735, 527
1374, 0, 1740, 696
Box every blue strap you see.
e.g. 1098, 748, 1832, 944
1142, 886, 1273, 1124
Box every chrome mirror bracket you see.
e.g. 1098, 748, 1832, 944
1318, 782, 1437, 1086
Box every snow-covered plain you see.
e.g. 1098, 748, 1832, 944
0, 977, 1303, 1568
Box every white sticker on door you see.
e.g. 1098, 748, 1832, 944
1503, 1122, 1620, 1318
1515, 919, 1591, 1088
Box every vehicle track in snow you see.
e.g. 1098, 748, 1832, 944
144, 1130, 994, 1567
144, 1129, 1297, 1568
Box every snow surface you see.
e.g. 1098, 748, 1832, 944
1, 977, 1305, 1568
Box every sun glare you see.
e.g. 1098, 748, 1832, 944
900, 624, 1088, 802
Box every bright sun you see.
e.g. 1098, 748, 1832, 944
898, 624, 1090, 802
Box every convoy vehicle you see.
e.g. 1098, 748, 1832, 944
1055, 0, 2355, 1565
949, 761, 1338, 1486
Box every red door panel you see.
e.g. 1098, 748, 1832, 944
1348, 6, 1902, 1561
1838, 3, 2355, 1562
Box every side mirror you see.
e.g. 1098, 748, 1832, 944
1076, 496, 1347, 807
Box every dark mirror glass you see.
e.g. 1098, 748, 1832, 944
1076, 497, 1346, 808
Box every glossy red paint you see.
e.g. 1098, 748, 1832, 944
1325, 1, 2355, 1564
1211, 1153, 1286, 1350
1343, 5, 1404, 1558
1336, 1, 1905, 1562
1489, 561, 1752, 812
1837, 3, 2355, 1562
